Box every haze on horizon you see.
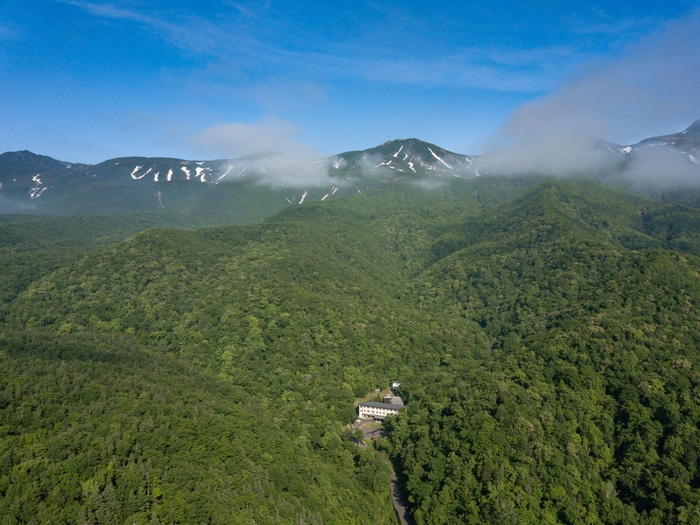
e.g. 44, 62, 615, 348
0, 1, 698, 165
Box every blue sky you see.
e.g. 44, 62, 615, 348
0, 0, 698, 162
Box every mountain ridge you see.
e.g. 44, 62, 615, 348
0, 149, 89, 170
2, 120, 700, 216
630, 118, 700, 155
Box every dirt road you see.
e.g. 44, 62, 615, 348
385, 456, 413, 525
352, 420, 413, 525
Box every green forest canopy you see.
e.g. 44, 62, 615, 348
2, 177, 700, 524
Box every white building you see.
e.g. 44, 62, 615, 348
358, 401, 406, 420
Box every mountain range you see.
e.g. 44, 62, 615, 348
1, 119, 699, 216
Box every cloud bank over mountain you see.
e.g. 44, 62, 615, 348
190, 118, 321, 159
190, 117, 341, 188
480, 10, 700, 185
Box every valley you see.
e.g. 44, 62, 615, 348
2, 130, 700, 523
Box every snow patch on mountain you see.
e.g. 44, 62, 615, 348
30, 187, 47, 199
130, 167, 152, 180
195, 166, 211, 182
428, 148, 452, 169
216, 165, 234, 183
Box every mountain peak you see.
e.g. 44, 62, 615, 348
0, 150, 88, 173
333, 138, 476, 177
0, 150, 47, 163
685, 118, 700, 135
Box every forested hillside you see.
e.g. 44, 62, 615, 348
386, 182, 700, 524
2, 177, 700, 523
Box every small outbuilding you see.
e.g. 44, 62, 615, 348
383, 394, 403, 405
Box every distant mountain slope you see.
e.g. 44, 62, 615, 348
0, 150, 88, 173
2, 120, 700, 218
613, 119, 700, 185
0, 138, 479, 216
631, 118, 700, 157
333, 138, 477, 177
0, 150, 88, 203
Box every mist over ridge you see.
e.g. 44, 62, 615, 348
2, 117, 700, 219
477, 10, 700, 186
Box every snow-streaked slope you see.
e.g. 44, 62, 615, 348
631, 119, 700, 153
2, 120, 700, 214
333, 138, 478, 178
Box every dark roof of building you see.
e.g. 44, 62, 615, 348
358, 401, 406, 410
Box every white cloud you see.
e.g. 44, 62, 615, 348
623, 147, 700, 188
190, 118, 341, 188
480, 10, 700, 181
190, 117, 320, 158
231, 155, 343, 189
